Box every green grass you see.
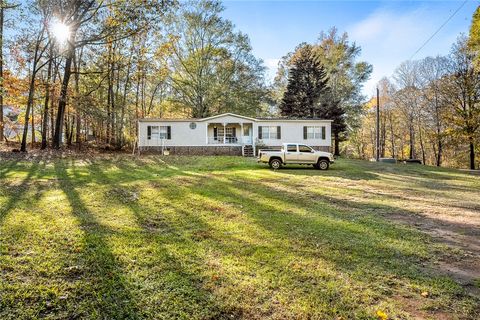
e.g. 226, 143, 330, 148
0, 156, 479, 319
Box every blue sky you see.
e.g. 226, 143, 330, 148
221, 0, 479, 97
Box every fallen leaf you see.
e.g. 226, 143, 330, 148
376, 310, 388, 320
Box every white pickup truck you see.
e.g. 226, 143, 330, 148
258, 143, 334, 170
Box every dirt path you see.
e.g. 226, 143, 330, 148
387, 210, 480, 296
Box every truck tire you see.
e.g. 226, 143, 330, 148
269, 158, 282, 170
316, 159, 329, 170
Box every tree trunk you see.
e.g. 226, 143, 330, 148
21, 71, 38, 152
389, 115, 395, 158
409, 122, 415, 159
53, 27, 77, 149
334, 131, 340, 156
20, 28, 44, 152
469, 138, 475, 170
418, 126, 426, 165
50, 59, 57, 143
41, 48, 52, 149
31, 103, 35, 147
436, 139, 442, 167
74, 48, 82, 148
53, 54, 74, 149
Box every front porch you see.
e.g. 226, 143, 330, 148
206, 122, 253, 145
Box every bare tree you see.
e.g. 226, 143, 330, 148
418, 56, 450, 166
394, 61, 422, 160
446, 36, 480, 170
20, 24, 49, 152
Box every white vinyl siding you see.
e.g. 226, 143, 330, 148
138, 114, 331, 148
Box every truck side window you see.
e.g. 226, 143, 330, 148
287, 145, 297, 152
299, 145, 313, 153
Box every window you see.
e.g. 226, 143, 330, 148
225, 127, 234, 136
299, 145, 313, 153
147, 125, 171, 140
286, 144, 297, 152
258, 126, 281, 139
159, 126, 169, 139
303, 126, 326, 139
217, 127, 236, 137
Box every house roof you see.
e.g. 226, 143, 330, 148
256, 117, 333, 122
138, 112, 332, 123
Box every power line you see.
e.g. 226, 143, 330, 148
409, 0, 469, 60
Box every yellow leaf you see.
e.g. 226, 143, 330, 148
376, 310, 388, 320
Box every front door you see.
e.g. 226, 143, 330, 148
243, 125, 252, 144
285, 144, 298, 162
297, 145, 316, 163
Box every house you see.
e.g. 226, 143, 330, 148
138, 113, 332, 156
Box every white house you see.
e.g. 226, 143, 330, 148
138, 113, 332, 156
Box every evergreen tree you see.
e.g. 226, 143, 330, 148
280, 44, 346, 154
280, 45, 330, 118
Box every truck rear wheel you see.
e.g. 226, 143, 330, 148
316, 159, 329, 170
269, 158, 282, 170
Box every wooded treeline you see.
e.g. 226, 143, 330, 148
271, 29, 372, 156
0, 0, 268, 151
347, 30, 480, 170
0, 0, 478, 169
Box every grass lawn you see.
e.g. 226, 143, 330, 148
0, 155, 479, 319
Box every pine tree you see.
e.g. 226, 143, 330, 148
280, 45, 330, 118
280, 44, 346, 154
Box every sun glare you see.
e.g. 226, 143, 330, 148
51, 20, 70, 43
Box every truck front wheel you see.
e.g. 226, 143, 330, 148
316, 159, 329, 170
269, 158, 282, 170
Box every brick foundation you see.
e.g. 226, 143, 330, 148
139, 145, 242, 156
139, 145, 330, 156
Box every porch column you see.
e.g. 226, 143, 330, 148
223, 123, 226, 144
252, 123, 256, 154
240, 123, 244, 144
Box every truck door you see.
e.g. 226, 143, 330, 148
297, 145, 316, 163
285, 144, 298, 162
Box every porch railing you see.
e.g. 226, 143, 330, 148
207, 136, 252, 144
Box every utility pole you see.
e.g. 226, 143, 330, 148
376, 87, 380, 161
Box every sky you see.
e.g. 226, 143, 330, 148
221, 0, 479, 97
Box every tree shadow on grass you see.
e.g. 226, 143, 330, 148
82, 161, 241, 319
84, 156, 476, 318
36, 157, 478, 318
0, 161, 44, 225
186, 174, 479, 317
53, 161, 141, 319
0, 160, 20, 180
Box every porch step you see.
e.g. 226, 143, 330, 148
243, 145, 254, 157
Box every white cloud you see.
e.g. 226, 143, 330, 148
265, 58, 281, 69
348, 6, 460, 97
264, 58, 281, 83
